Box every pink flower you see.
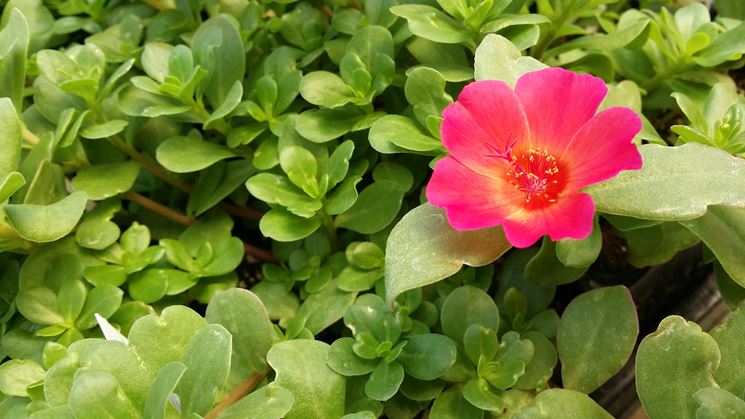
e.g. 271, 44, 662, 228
426, 68, 642, 248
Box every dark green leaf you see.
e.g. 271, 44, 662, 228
398, 334, 457, 380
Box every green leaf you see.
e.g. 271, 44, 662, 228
0, 9, 29, 111
555, 217, 601, 268
69, 371, 137, 419
386, 204, 511, 304
127, 269, 169, 303
431, 385, 483, 419
76, 340, 153, 408
327, 337, 378, 376
347, 25, 394, 66
545, 19, 650, 59
204, 80, 243, 129
188, 160, 254, 216
368, 115, 443, 153
474, 34, 546, 85
328, 140, 355, 188
0, 171, 25, 203
298, 280, 356, 334
335, 181, 405, 234
199, 237, 244, 277
405, 67, 452, 129
464, 324, 498, 365
299, 71, 357, 108
513, 389, 612, 418
78, 119, 129, 139
710, 304, 745, 398
16, 287, 65, 325
206, 288, 275, 372
156, 136, 238, 173
0, 359, 44, 397
143, 362, 186, 419
636, 316, 720, 419
406, 38, 472, 82
618, 222, 700, 268
680, 206, 745, 287
694, 387, 745, 419
75, 285, 123, 330
398, 334, 457, 380
268, 340, 345, 419
441, 286, 500, 344
514, 331, 558, 390
693, 20, 745, 67
0, 98, 21, 175
280, 145, 320, 198
192, 15, 245, 109
128, 306, 206, 374
346, 242, 385, 270
218, 383, 294, 419
462, 379, 503, 412
177, 324, 232, 416
4, 191, 87, 242
295, 107, 364, 144
524, 238, 588, 286
587, 143, 745, 221
558, 286, 638, 393
246, 173, 322, 218
71, 162, 140, 200
259, 207, 321, 242
717, 0, 745, 19
366, 361, 404, 401
390, 5, 472, 44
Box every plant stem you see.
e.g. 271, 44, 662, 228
220, 202, 263, 221
21, 124, 40, 146
109, 136, 192, 193
125, 192, 276, 264
109, 137, 265, 222
321, 210, 338, 252
123, 191, 195, 226
205, 364, 272, 419
244, 242, 278, 264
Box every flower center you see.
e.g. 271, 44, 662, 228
506, 148, 561, 204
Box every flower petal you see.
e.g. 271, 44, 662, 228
502, 192, 595, 248
564, 107, 643, 189
515, 68, 607, 152
441, 80, 530, 177
426, 157, 518, 230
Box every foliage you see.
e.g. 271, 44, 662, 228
0, 0, 744, 418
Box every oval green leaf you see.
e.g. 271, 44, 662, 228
385, 204, 511, 305
267, 340, 345, 419
156, 136, 238, 173
587, 143, 745, 221
4, 191, 87, 242
558, 286, 638, 393
636, 316, 721, 419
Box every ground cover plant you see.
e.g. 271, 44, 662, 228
1, 0, 745, 417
